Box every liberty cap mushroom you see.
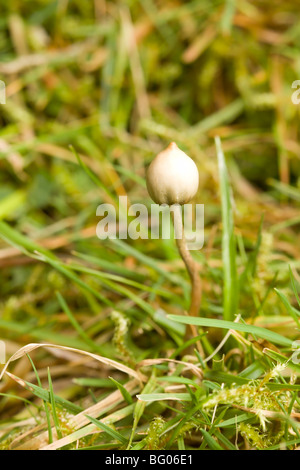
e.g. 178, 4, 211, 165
146, 142, 203, 355
146, 142, 199, 205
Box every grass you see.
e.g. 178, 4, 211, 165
0, 0, 300, 450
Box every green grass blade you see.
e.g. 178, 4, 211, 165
274, 288, 300, 327
48, 368, 63, 440
167, 315, 293, 347
85, 415, 127, 445
136, 393, 191, 402
27, 354, 53, 444
215, 136, 238, 322
200, 428, 224, 450
289, 266, 300, 308
109, 377, 133, 405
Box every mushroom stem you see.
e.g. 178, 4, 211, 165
171, 204, 203, 353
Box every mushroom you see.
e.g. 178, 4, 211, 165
146, 142, 202, 352
146, 142, 199, 205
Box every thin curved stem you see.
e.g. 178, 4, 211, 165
171, 205, 203, 354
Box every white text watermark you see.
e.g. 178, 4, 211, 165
291, 80, 300, 105
0, 80, 5, 104
0, 340, 5, 364
96, 197, 204, 250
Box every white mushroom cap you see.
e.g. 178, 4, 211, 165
146, 142, 199, 205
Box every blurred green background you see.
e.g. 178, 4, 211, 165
0, 0, 300, 346
0, 0, 300, 451
0, 0, 299, 348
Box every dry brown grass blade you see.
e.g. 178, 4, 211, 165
0, 40, 98, 74
139, 358, 203, 380
182, 23, 217, 63
0, 417, 37, 438
0, 343, 146, 382
7, 411, 51, 450
232, 404, 300, 421
40, 401, 137, 450
9, 376, 139, 450
41, 381, 139, 450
